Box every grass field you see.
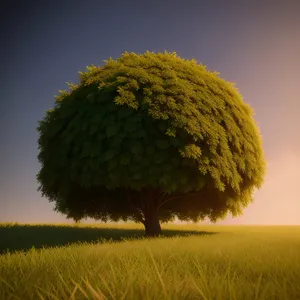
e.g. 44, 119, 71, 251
0, 223, 299, 300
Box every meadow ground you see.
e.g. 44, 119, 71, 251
0, 223, 299, 300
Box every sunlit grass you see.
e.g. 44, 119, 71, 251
0, 223, 300, 299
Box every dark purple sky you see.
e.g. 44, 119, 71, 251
1, 1, 299, 224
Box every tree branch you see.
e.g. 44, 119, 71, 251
157, 191, 201, 210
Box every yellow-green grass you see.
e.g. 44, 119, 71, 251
0, 223, 300, 300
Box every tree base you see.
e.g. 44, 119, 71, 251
144, 213, 162, 237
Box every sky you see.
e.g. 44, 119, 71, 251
1, 0, 299, 225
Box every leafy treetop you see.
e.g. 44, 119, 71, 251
37, 51, 266, 231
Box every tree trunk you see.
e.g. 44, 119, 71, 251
144, 211, 162, 237
127, 188, 162, 237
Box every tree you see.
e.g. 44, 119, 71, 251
37, 51, 266, 237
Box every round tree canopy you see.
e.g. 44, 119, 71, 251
37, 51, 266, 229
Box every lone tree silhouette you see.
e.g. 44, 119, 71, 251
37, 51, 266, 236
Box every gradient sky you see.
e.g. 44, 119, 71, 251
1, 1, 299, 224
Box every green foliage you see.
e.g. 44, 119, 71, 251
37, 51, 266, 223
